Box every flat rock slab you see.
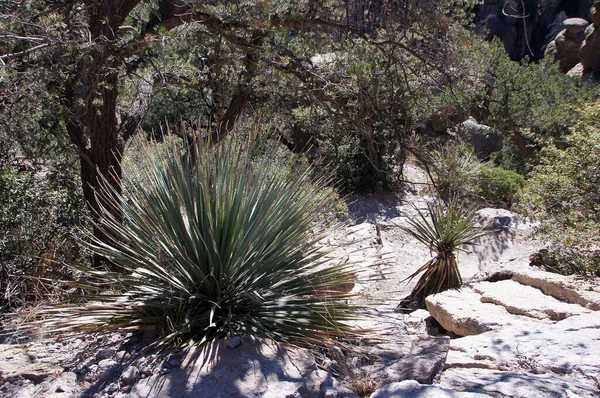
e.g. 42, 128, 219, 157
125, 337, 350, 398
360, 335, 450, 385
425, 288, 543, 336
439, 368, 599, 398
473, 280, 591, 320
0, 344, 59, 384
444, 312, 600, 391
370, 380, 492, 398
512, 270, 600, 310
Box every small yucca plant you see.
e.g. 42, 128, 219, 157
35, 133, 359, 350
400, 199, 486, 309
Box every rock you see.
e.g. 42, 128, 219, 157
563, 18, 589, 35
96, 348, 116, 361
555, 30, 584, 53
567, 62, 585, 76
425, 288, 542, 336
511, 269, 600, 310
472, 280, 591, 320
592, 2, 600, 27
456, 118, 503, 160
404, 309, 431, 335
14, 371, 81, 398
439, 369, 599, 398
359, 335, 450, 385
443, 312, 600, 387
121, 366, 139, 383
370, 380, 492, 398
115, 350, 130, 363
0, 345, 57, 385
97, 358, 119, 381
547, 29, 586, 72
20, 371, 50, 384
580, 25, 600, 71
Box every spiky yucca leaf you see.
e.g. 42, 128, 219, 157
36, 134, 359, 349
401, 199, 486, 305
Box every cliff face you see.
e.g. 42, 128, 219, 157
474, 0, 594, 61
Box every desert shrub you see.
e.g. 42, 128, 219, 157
37, 133, 359, 349
519, 100, 600, 276
476, 165, 525, 209
0, 166, 86, 312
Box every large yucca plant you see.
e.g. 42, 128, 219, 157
34, 133, 359, 349
399, 199, 486, 309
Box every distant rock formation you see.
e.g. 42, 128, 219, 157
474, 0, 594, 61
579, 0, 600, 71
545, 18, 589, 72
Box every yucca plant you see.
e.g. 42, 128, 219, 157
400, 199, 486, 309
422, 143, 481, 202
33, 133, 359, 350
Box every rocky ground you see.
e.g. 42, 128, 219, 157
1, 161, 599, 397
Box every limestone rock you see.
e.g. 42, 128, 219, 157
442, 312, 600, 395
439, 369, 599, 398
359, 335, 449, 385
511, 269, 600, 310
456, 118, 503, 160
444, 312, 600, 374
425, 288, 541, 336
370, 380, 492, 398
473, 280, 591, 320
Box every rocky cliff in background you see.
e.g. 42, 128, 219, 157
474, 0, 594, 61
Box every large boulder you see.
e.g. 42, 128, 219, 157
546, 18, 589, 73
425, 288, 544, 337
580, 1, 600, 71
456, 118, 503, 160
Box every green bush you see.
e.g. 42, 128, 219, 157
476, 165, 525, 209
519, 100, 600, 276
38, 134, 359, 349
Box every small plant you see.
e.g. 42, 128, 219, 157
33, 132, 359, 350
399, 199, 486, 309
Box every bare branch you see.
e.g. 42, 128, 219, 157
0, 43, 50, 60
